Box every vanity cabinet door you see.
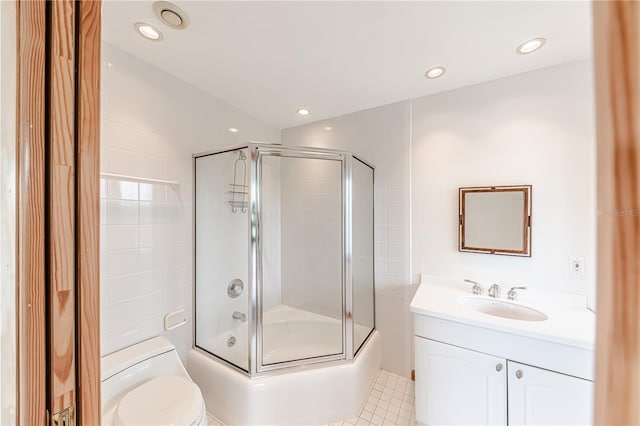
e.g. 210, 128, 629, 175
415, 337, 507, 425
507, 361, 593, 426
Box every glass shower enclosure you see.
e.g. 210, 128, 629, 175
194, 143, 374, 375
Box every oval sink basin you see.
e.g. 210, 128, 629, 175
459, 296, 548, 322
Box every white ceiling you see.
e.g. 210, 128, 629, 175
102, 1, 593, 129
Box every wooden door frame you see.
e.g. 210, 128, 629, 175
593, 2, 640, 425
16, 0, 101, 424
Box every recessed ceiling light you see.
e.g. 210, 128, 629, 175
297, 108, 311, 116
516, 37, 546, 55
324, 126, 333, 131
425, 66, 446, 79
134, 22, 162, 41
228, 128, 239, 133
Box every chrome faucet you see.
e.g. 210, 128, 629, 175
488, 284, 500, 298
232, 311, 246, 321
464, 279, 482, 295
507, 286, 527, 301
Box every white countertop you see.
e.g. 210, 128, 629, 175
410, 281, 596, 350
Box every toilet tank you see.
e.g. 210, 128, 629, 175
101, 336, 190, 413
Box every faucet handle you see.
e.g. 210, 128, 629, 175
488, 284, 500, 298
232, 311, 247, 321
464, 279, 483, 295
507, 286, 527, 301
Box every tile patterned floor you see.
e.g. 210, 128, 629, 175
207, 369, 416, 426
337, 370, 417, 426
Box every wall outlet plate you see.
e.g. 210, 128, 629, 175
570, 256, 585, 275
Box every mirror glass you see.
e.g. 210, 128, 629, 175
459, 186, 531, 256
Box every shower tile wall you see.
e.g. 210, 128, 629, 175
100, 44, 279, 359
281, 157, 343, 320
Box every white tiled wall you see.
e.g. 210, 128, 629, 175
100, 176, 192, 357
281, 156, 344, 320
100, 43, 279, 359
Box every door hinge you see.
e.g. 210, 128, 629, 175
51, 406, 75, 426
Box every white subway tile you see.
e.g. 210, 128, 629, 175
109, 297, 145, 329
100, 225, 108, 253
386, 190, 404, 208
138, 247, 156, 271
106, 225, 139, 251
166, 264, 192, 287
386, 243, 404, 261
100, 330, 110, 357
105, 273, 142, 303
141, 291, 167, 319
139, 224, 167, 248
106, 200, 138, 225
108, 316, 161, 354
385, 260, 405, 280
385, 225, 404, 244
169, 244, 191, 267
100, 275, 109, 307
140, 182, 167, 202
149, 268, 169, 293
166, 224, 190, 246
100, 178, 107, 199
103, 249, 142, 277
107, 180, 139, 201
166, 284, 190, 310
100, 199, 108, 223
105, 147, 167, 180
386, 206, 405, 226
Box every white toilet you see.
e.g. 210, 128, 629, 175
101, 336, 208, 426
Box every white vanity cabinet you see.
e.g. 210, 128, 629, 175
414, 337, 506, 425
507, 361, 593, 426
414, 337, 594, 426
410, 282, 596, 426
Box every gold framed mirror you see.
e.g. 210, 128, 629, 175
459, 185, 532, 256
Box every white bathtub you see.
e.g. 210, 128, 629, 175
188, 305, 381, 425
200, 305, 372, 368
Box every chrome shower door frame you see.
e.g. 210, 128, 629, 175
250, 143, 355, 375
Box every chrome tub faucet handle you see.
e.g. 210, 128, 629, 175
232, 311, 247, 322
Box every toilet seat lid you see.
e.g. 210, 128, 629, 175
115, 375, 205, 426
